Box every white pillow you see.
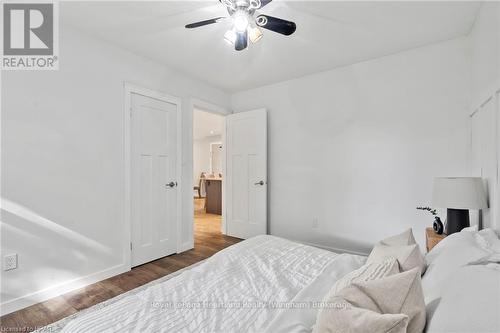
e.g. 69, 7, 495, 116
461, 224, 479, 232
423, 231, 487, 286
368, 244, 426, 274
466, 229, 500, 265
425, 228, 499, 273
476, 228, 500, 253
424, 265, 500, 332
423, 229, 500, 332
314, 268, 426, 333
379, 228, 417, 246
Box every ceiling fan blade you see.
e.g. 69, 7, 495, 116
255, 15, 296, 36
258, 0, 273, 8
235, 30, 248, 51
185, 17, 224, 29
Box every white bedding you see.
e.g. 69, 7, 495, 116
61, 235, 365, 333
263, 253, 366, 333
422, 230, 500, 333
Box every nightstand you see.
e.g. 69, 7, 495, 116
425, 227, 446, 252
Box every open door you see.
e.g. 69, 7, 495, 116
225, 109, 267, 239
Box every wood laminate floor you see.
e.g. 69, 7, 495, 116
0, 198, 240, 332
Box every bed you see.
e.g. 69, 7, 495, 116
58, 231, 500, 333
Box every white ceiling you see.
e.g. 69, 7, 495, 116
61, 1, 480, 92
193, 108, 224, 140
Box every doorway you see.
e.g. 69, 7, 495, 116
193, 108, 225, 238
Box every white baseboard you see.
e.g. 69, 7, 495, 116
0, 263, 129, 316
300, 240, 369, 257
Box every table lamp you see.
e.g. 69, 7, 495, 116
432, 177, 488, 234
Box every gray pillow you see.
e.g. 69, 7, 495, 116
314, 267, 426, 333
314, 299, 409, 333
380, 228, 417, 246
368, 243, 426, 274
328, 257, 400, 296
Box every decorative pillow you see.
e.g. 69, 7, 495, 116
367, 243, 426, 274
379, 228, 417, 246
314, 268, 426, 333
313, 301, 409, 333
328, 257, 400, 296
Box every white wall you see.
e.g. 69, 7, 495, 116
231, 38, 471, 253
468, 2, 500, 231
193, 135, 222, 191
469, 2, 500, 105
0, 24, 230, 314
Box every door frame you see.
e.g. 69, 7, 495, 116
124, 82, 183, 269
190, 98, 229, 236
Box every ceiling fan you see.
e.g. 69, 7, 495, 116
185, 0, 297, 51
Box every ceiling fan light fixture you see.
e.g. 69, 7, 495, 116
224, 30, 237, 45
185, 0, 297, 52
233, 11, 249, 32
248, 26, 263, 44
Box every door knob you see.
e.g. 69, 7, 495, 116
165, 181, 177, 188
254, 180, 265, 186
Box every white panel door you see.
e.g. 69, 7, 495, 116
131, 93, 177, 266
226, 109, 267, 239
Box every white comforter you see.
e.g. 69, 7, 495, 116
62, 235, 365, 333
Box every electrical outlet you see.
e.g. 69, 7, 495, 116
3, 253, 18, 271
312, 217, 319, 229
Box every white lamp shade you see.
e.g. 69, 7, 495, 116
432, 177, 488, 209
